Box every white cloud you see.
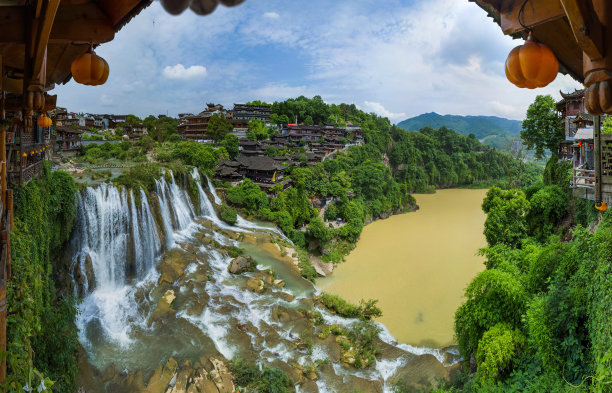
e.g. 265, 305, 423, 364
163, 64, 207, 80
362, 101, 406, 121
263, 11, 280, 19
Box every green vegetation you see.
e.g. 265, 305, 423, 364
7, 164, 79, 393
228, 359, 293, 393
221, 96, 535, 277
520, 95, 564, 159
207, 113, 233, 142
317, 320, 381, 369
219, 204, 238, 224
318, 293, 382, 320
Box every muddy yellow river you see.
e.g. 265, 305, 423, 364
319, 188, 488, 348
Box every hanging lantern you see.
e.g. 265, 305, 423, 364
37, 114, 52, 128
596, 202, 608, 212
71, 46, 109, 86
505, 33, 558, 89
30, 151, 34, 155
21, 152, 26, 158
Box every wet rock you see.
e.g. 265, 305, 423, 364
84, 254, 96, 291
228, 256, 254, 274
388, 354, 449, 392
273, 279, 285, 288
273, 306, 305, 323
129, 370, 146, 392
102, 364, 116, 382
166, 363, 193, 393
299, 298, 314, 309
209, 358, 235, 393
316, 335, 341, 363
145, 357, 178, 393
279, 292, 295, 302
300, 380, 319, 393
270, 360, 303, 385
310, 256, 333, 277
246, 278, 265, 294
190, 368, 218, 393
148, 290, 177, 326
157, 249, 196, 286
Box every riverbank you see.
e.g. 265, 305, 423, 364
319, 189, 488, 348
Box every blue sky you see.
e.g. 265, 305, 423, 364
53, 0, 583, 122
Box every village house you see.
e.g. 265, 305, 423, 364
177, 103, 227, 141
53, 126, 83, 156
123, 123, 148, 138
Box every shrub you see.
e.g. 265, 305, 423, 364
219, 204, 237, 225
476, 323, 525, 382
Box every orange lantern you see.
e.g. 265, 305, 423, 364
71, 46, 109, 86
596, 202, 608, 212
505, 33, 558, 89
21, 152, 26, 158
37, 114, 52, 128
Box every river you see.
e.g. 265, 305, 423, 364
319, 188, 488, 348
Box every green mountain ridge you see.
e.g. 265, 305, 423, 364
397, 112, 523, 150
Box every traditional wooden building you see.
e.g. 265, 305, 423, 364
123, 123, 148, 138
177, 103, 227, 141
0, 0, 160, 381
473, 0, 612, 208
232, 103, 271, 123
53, 126, 82, 156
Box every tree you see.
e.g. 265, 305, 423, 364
304, 115, 314, 126
482, 187, 530, 248
247, 120, 269, 141
220, 134, 239, 159
520, 95, 564, 159
207, 114, 233, 143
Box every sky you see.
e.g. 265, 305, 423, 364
53, 0, 583, 122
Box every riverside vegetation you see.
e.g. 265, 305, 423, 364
9, 96, 540, 392
424, 96, 612, 393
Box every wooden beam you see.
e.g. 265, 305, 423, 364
31, 0, 60, 82
560, 0, 604, 60
500, 0, 566, 34
49, 19, 115, 43
0, 7, 26, 44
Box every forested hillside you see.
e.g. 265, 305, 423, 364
398, 112, 523, 151
222, 96, 540, 268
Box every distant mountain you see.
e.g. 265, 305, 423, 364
397, 112, 523, 150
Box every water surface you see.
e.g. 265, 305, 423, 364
320, 188, 488, 348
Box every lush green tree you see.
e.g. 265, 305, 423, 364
124, 114, 142, 125
520, 95, 564, 159
227, 179, 269, 212
476, 323, 526, 382
220, 133, 240, 159
247, 119, 269, 141
304, 115, 314, 126
207, 113, 233, 142
526, 185, 568, 241
455, 269, 527, 359
482, 187, 530, 248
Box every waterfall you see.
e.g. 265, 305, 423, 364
206, 176, 222, 205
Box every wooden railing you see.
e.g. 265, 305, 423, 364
573, 164, 596, 188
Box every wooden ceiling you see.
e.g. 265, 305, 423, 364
0, 0, 152, 93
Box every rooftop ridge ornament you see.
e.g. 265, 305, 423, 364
505, 32, 559, 89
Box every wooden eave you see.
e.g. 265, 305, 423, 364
0, 0, 152, 92
471, 0, 585, 83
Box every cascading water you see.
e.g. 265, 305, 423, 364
71, 168, 457, 392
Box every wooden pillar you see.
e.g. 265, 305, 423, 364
594, 115, 603, 205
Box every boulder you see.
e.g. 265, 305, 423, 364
310, 256, 333, 277
228, 256, 254, 274
148, 290, 177, 326
279, 292, 295, 302
387, 354, 449, 392
246, 278, 265, 294
273, 279, 285, 288
209, 358, 234, 393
